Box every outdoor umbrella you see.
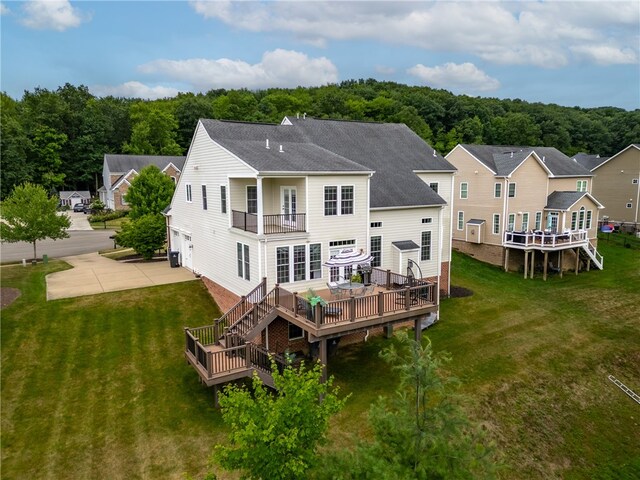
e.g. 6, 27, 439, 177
323, 248, 373, 283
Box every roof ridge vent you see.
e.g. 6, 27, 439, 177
510, 152, 513, 158
279, 145, 284, 153
542, 155, 545, 162
266, 139, 270, 149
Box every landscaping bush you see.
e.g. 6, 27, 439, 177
88, 210, 127, 223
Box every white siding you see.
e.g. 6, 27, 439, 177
169, 122, 259, 296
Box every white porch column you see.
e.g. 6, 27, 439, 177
257, 176, 264, 236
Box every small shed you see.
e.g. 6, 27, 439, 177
59, 191, 91, 208
391, 240, 420, 274
466, 219, 486, 244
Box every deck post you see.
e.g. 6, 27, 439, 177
315, 303, 322, 328
261, 277, 267, 297
405, 286, 411, 310
212, 385, 219, 408
245, 344, 251, 368
274, 284, 280, 305
524, 250, 529, 279
386, 270, 391, 289
559, 251, 563, 278
384, 324, 394, 338
378, 291, 384, 317
504, 248, 510, 272
414, 317, 421, 342
530, 250, 535, 279
543, 251, 549, 281
319, 339, 328, 383
293, 292, 298, 316
349, 295, 356, 322
575, 248, 579, 275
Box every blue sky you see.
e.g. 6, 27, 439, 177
1, 1, 639, 109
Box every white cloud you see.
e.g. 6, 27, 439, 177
408, 63, 500, 93
189, 1, 639, 68
570, 45, 638, 65
139, 49, 338, 90
20, 0, 88, 31
91, 82, 180, 100
1, 3, 10, 15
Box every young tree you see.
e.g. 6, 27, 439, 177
316, 332, 498, 479
124, 165, 175, 220
0, 182, 70, 260
214, 361, 347, 480
115, 213, 166, 260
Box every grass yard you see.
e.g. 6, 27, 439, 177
90, 216, 128, 230
1, 238, 639, 479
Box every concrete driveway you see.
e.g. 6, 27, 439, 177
66, 211, 93, 231
46, 253, 196, 300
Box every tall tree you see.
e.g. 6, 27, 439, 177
1, 94, 32, 199
123, 165, 175, 220
173, 94, 214, 150
123, 102, 183, 155
29, 125, 67, 192
0, 182, 70, 260
214, 361, 347, 480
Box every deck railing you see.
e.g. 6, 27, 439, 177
232, 210, 306, 235
504, 230, 588, 248
213, 278, 267, 342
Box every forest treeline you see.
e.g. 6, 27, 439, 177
2, 79, 638, 198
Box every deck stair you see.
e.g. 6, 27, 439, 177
581, 241, 604, 270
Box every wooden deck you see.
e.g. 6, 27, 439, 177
184, 269, 438, 386
503, 230, 589, 250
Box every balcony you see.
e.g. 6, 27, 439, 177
232, 210, 306, 235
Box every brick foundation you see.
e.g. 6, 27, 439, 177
201, 276, 242, 313
453, 240, 504, 267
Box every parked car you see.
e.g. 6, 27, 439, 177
73, 203, 87, 213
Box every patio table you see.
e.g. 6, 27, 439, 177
337, 282, 365, 294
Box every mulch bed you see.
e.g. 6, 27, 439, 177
116, 253, 168, 263
449, 285, 474, 298
1, 288, 21, 309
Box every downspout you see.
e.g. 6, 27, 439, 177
448, 173, 454, 299
437, 204, 443, 316
636, 167, 640, 223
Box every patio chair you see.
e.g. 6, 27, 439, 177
327, 282, 344, 299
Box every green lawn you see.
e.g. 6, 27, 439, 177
1, 239, 639, 479
90, 216, 128, 230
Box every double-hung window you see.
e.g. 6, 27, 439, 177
293, 245, 306, 282
534, 211, 542, 231
201, 185, 207, 210
309, 244, 322, 279
576, 180, 587, 192
324, 186, 354, 215
508, 213, 515, 231
493, 214, 500, 235
460, 182, 468, 199
220, 185, 227, 213
586, 210, 593, 229
237, 243, 250, 281
277, 244, 322, 284
186, 184, 192, 202
421, 231, 431, 261
370, 236, 382, 267
522, 212, 529, 231
508, 183, 516, 198
457, 211, 464, 230
246, 186, 257, 214
494, 183, 502, 198
571, 212, 577, 230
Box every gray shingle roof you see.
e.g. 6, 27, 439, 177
59, 191, 90, 200
200, 117, 456, 208
460, 144, 593, 177
466, 219, 486, 225
104, 154, 186, 173
545, 191, 589, 210
392, 240, 420, 251
572, 153, 609, 171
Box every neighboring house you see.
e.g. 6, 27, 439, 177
168, 116, 456, 389
59, 190, 91, 208
446, 144, 604, 279
100, 154, 186, 210
575, 144, 640, 226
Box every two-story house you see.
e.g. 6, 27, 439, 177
575, 144, 640, 226
99, 154, 185, 210
168, 116, 456, 390
446, 144, 604, 280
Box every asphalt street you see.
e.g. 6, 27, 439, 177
1, 229, 117, 263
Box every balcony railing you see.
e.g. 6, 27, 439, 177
503, 230, 588, 249
232, 210, 306, 234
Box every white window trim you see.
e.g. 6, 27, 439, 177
186, 183, 192, 203
626, 202, 633, 208
457, 211, 464, 230
237, 242, 250, 281
459, 182, 468, 199
421, 217, 432, 224
633, 178, 639, 185
370, 235, 382, 268
201, 184, 207, 210
586, 210, 593, 229
493, 213, 500, 235
522, 212, 529, 231
274, 243, 322, 284
246, 185, 257, 214
323, 185, 355, 216
508, 213, 515, 231
220, 185, 227, 214
429, 182, 439, 193
494, 183, 502, 198
576, 180, 587, 192
370, 221, 382, 228
420, 231, 432, 261
508, 183, 516, 198
535, 211, 542, 231
288, 322, 305, 341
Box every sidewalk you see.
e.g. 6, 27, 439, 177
46, 252, 196, 300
